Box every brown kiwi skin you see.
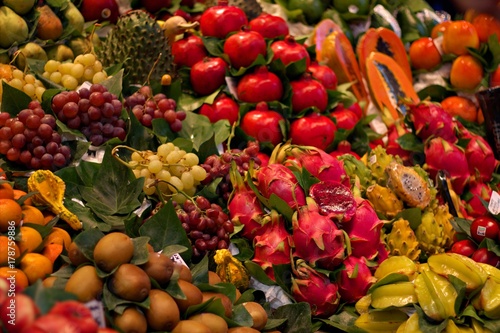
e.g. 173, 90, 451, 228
93, 232, 135, 273
113, 307, 148, 333
108, 263, 151, 302
140, 252, 174, 287
145, 289, 180, 331
175, 280, 204, 313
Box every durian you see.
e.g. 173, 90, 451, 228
96, 10, 174, 85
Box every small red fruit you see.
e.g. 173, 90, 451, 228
79, 0, 119, 23
308, 62, 338, 90
470, 215, 500, 243
48, 300, 99, 333
199, 4, 248, 39
450, 239, 477, 257
237, 66, 283, 103
172, 34, 208, 68
199, 94, 240, 124
240, 102, 284, 146
223, 29, 267, 69
190, 57, 228, 96
271, 35, 311, 67
289, 113, 337, 150
140, 0, 172, 14
330, 109, 359, 130
290, 74, 328, 113
249, 13, 289, 39
471, 247, 500, 267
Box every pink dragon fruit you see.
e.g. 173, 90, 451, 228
465, 181, 493, 218
291, 260, 340, 318
252, 210, 293, 280
465, 134, 498, 182
228, 167, 265, 240
408, 101, 458, 143
292, 197, 345, 270
342, 198, 384, 260
288, 146, 350, 187
424, 137, 470, 194
337, 256, 376, 304
385, 123, 412, 165
309, 180, 357, 224
256, 163, 306, 209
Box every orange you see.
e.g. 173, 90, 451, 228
21, 205, 45, 225
472, 13, 500, 43
42, 243, 63, 264
0, 167, 6, 180
0, 236, 20, 266
44, 227, 72, 250
409, 37, 442, 71
43, 211, 57, 224
0, 198, 23, 233
431, 21, 452, 39
477, 108, 484, 124
490, 65, 500, 87
13, 189, 32, 206
449, 55, 484, 91
0, 267, 29, 289
442, 20, 480, 56
17, 226, 43, 254
441, 96, 478, 122
20, 253, 53, 285
0, 182, 14, 199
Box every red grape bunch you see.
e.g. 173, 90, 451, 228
0, 101, 71, 170
200, 141, 262, 201
51, 84, 126, 146
124, 86, 186, 132
176, 196, 234, 262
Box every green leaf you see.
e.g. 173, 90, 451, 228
162, 244, 189, 257
178, 111, 220, 151
245, 261, 277, 286
394, 208, 422, 230
101, 69, 124, 97
102, 283, 150, 312
23, 281, 78, 315
448, 275, 467, 315
165, 275, 186, 299
178, 88, 222, 112
397, 133, 424, 152
139, 200, 192, 261
72, 229, 105, 261
126, 111, 157, 152
368, 273, 409, 293
271, 303, 313, 333
268, 194, 294, 222
228, 303, 253, 328
417, 84, 455, 102
130, 236, 150, 265
1, 82, 31, 115
292, 166, 320, 195
415, 305, 448, 333
322, 308, 364, 332
232, 238, 254, 262
191, 255, 209, 285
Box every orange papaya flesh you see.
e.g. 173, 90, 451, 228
310, 19, 344, 62
357, 27, 412, 82
365, 52, 419, 124
320, 30, 368, 111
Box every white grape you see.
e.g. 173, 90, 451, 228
166, 150, 182, 164
93, 60, 103, 72
157, 181, 171, 194
171, 192, 187, 205
190, 165, 207, 182
58, 63, 73, 75
181, 171, 194, 190
167, 176, 183, 193
92, 72, 107, 84
133, 169, 141, 179
81, 53, 96, 67
44, 60, 60, 73
24, 74, 35, 85
131, 152, 143, 162
157, 169, 171, 181
71, 63, 84, 79
140, 168, 151, 178
83, 67, 95, 81
35, 86, 45, 101
148, 159, 163, 174
157, 142, 175, 158
23, 84, 35, 98
169, 165, 185, 178
62, 75, 79, 90
49, 72, 62, 84
12, 69, 24, 80
9, 78, 23, 90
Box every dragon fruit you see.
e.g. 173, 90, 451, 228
256, 163, 306, 209
292, 197, 345, 270
287, 146, 350, 188
407, 101, 458, 143
309, 180, 357, 223
338, 256, 376, 304
465, 134, 497, 183
252, 210, 293, 280
465, 181, 493, 218
343, 198, 384, 260
228, 166, 265, 240
424, 137, 470, 195
291, 260, 340, 318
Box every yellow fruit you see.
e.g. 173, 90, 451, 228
17, 226, 43, 254
20, 253, 53, 284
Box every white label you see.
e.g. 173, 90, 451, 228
85, 299, 106, 328
170, 253, 187, 267
488, 191, 500, 215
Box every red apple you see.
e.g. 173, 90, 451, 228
141, 0, 172, 14
199, 94, 239, 125
172, 34, 208, 68
190, 57, 228, 96
25, 314, 79, 333
49, 300, 99, 333
471, 248, 500, 267
0, 294, 39, 333
79, 0, 119, 23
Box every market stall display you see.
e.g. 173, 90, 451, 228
1, 0, 500, 332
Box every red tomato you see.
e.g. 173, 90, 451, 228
470, 216, 500, 243
450, 239, 477, 257
471, 248, 500, 267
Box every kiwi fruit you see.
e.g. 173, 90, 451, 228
67, 241, 90, 267
140, 252, 174, 286
113, 307, 147, 333
172, 320, 212, 333
242, 302, 268, 330
42, 276, 57, 288
208, 271, 222, 284
109, 263, 151, 302
175, 280, 203, 313
174, 263, 193, 282
189, 313, 228, 333
202, 292, 233, 318
93, 232, 134, 272
146, 289, 180, 331
227, 327, 261, 333
65, 265, 103, 302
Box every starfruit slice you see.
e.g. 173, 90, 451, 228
365, 52, 419, 124
374, 256, 419, 281
320, 29, 368, 111
414, 269, 457, 322
354, 309, 408, 333
357, 27, 412, 82
444, 320, 475, 333
396, 312, 423, 333
427, 253, 486, 293
473, 277, 500, 320
27, 170, 82, 230
370, 282, 418, 309
477, 262, 500, 283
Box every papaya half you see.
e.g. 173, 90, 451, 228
308, 19, 344, 62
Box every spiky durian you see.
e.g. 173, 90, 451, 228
385, 218, 421, 261
96, 10, 173, 85
386, 162, 431, 209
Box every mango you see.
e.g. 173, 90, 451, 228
36, 5, 63, 41
63, 2, 85, 35
15, 42, 48, 70
3, 0, 36, 15
0, 6, 29, 48
46, 44, 74, 62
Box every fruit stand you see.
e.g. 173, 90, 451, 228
1, 0, 500, 332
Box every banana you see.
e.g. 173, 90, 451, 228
370, 282, 418, 309
354, 309, 408, 333
396, 312, 423, 333
414, 270, 457, 322
374, 256, 419, 281
427, 253, 486, 293
473, 277, 500, 320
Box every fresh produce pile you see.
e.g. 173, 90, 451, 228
1, 0, 500, 332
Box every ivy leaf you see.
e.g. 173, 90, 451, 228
126, 111, 157, 152
245, 261, 277, 286
191, 255, 209, 285
102, 283, 150, 312
178, 87, 222, 112
1, 82, 31, 115
271, 303, 313, 333
72, 228, 105, 262
232, 238, 254, 262
178, 111, 218, 151
101, 69, 124, 97
139, 200, 192, 262
130, 236, 150, 265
